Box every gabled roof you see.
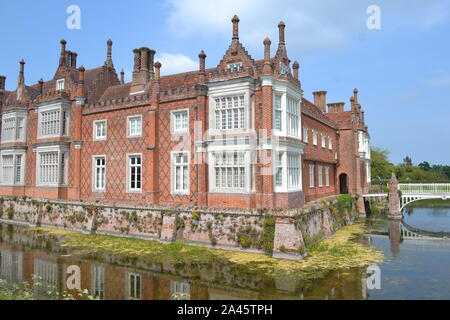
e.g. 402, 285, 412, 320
302, 98, 337, 130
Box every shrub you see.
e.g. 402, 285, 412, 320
191, 210, 201, 221
7, 205, 14, 220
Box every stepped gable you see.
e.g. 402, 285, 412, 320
302, 98, 337, 129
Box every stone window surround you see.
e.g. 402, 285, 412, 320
92, 155, 106, 193
171, 150, 190, 195
36, 101, 70, 140
1, 110, 28, 144
35, 145, 69, 187
127, 114, 143, 138
208, 79, 254, 136
170, 108, 189, 134
272, 81, 302, 140
93, 120, 107, 141
0, 149, 26, 186
126, 153, 142, 193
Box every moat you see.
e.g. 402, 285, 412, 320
1, 204, 450, 300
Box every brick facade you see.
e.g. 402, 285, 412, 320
0, 16, 371, 210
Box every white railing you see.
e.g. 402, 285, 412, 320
398, 184, 450, 196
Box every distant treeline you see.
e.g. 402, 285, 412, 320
371, 148, 450, 183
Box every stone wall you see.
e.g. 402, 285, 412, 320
0, 194, 360, 260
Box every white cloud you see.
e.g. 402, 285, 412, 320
155, 53, 198, 76
424, 76, 450, 87
165, 0, 450, 55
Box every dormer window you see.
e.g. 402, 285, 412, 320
56, 78, 65, 91
227, 63, 242, 73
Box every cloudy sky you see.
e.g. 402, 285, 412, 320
0, 0, 449, 164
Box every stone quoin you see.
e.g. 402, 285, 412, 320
0, 16, 371, 210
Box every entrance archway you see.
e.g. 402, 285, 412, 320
339, 173, 349, 194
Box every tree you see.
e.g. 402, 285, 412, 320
418, 161, 431, 171
371, 147, 395, 180
403, 156, 413, 166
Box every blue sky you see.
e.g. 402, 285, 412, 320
0, 0, 449, 165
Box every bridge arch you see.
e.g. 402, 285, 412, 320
399, 183, 450, 211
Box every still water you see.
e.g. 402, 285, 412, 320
0, 205, 449, 300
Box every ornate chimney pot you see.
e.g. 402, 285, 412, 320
199, 51, 206, 73
232, 15, 240, 40
292, 61, 300, 80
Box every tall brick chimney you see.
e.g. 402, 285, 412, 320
132, 47, 155, 83
105, 39, 114, 68
313, 91, 327, 113
0, 76, 5, 90
120, 69, 125, 84
38, 78, 44, 95
59, 39, 67, 66
18, 60, 25, 87
199, 51, 206, 73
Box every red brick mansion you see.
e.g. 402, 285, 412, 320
0, 16, 371, 210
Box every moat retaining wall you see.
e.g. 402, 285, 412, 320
0, 195, 360, 260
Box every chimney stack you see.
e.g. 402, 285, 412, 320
59, 39, 67, 66
105, 39, 114, 68
313, 91, 327, 113
120, 69, 125, 84
0, 76, 5, 90
154, 61, 162, 81
262, 37, 273, 74
18, 60, 25, 86
292, 61, 299, 80
77, 66, 85, 97
38, 78, 44, 95
328, 102, 345, 113
132, 47, 155, 83
199, 51, 206, 73
232, 15, 240, 41
278, 21, 286, 45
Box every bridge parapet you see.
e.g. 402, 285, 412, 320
398, 183, 450, 196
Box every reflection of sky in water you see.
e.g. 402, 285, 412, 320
403, 207, 450, 232
368, 233, 450, 300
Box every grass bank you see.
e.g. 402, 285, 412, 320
25, 219, 383, 282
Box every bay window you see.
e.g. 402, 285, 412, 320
211, 151, 247, 192
275, 153, 283, 188
274, 95, 283, 131
214, 96, 245, 130
37, 102, 70, 139
287, 154, 301, 189
287, 97, 300, 137
173, 152, 189, 194
37, 147, 68, 187
274, 152, 302, 191
0, 152, 25, 186
1, 112, 27, 143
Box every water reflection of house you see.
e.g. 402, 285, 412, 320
0, 248, 23, 284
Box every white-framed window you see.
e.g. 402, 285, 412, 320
126, 273, 141, 300
227, 63, 242, 72
275, 153, 283, 188
127, 154, 142, 192
56, 78, 65, 91
366, 162, 371, 183
287, 154, 301, 189
0, 152, 25, 186
127, 115, 142, 137
170, 281, 191, 300
92, 265, 105, 300
172, 152, 189, 194
321, 134, 326, 148
309, 164, 315, 188
215, 96, 245, 131
36, 147, 68, 187
329, 137, 333, 150
274, 95, 283, 131
287, 97, 300, 137
1, 114, 27, 143
38, 104, 70, 139
325, 167, 330, 187
93, 120, 107, 141
318, 165, 323, 187
172, 110, 189, 133
312, 131, 318, 146
93, 156, 106, 192
303, 127, 308, 143
212, 151, 247, 191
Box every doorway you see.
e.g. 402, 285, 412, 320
339, 173, 349, 194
